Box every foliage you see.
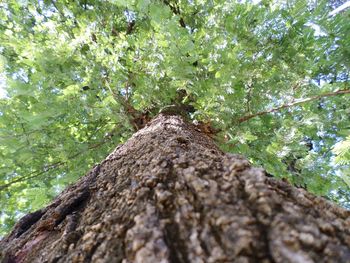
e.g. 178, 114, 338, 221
0, 0, 349, 236
333, 135, 350, 165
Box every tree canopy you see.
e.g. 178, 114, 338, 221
0, 0, 349, 236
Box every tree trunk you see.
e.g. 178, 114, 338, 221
1, 114, 349, 263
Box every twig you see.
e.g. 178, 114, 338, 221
238, 89, 350, 123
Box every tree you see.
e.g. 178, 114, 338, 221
1, 114, 350, 263
0, 0, 350, 237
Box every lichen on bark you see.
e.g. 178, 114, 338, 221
1, 114, 349, 263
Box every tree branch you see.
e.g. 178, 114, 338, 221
245, 83, 253, 113
0, 132, 118, 192
102, 74, 149, 131
0, 162, 64, 192
238, 89, 350, 123
163, 0, 186, 28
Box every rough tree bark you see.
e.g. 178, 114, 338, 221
1, 114, 349, 263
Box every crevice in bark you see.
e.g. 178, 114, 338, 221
236, 174, 274, 262
240, 173, 287, 261
54, 188, 90, 227
258, 218, 276, 262
85, 240, 104, 263
209, 223, 224, 250
155, 154, 190, 263
14, 209, 46, 238
164, 221, 190, 263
